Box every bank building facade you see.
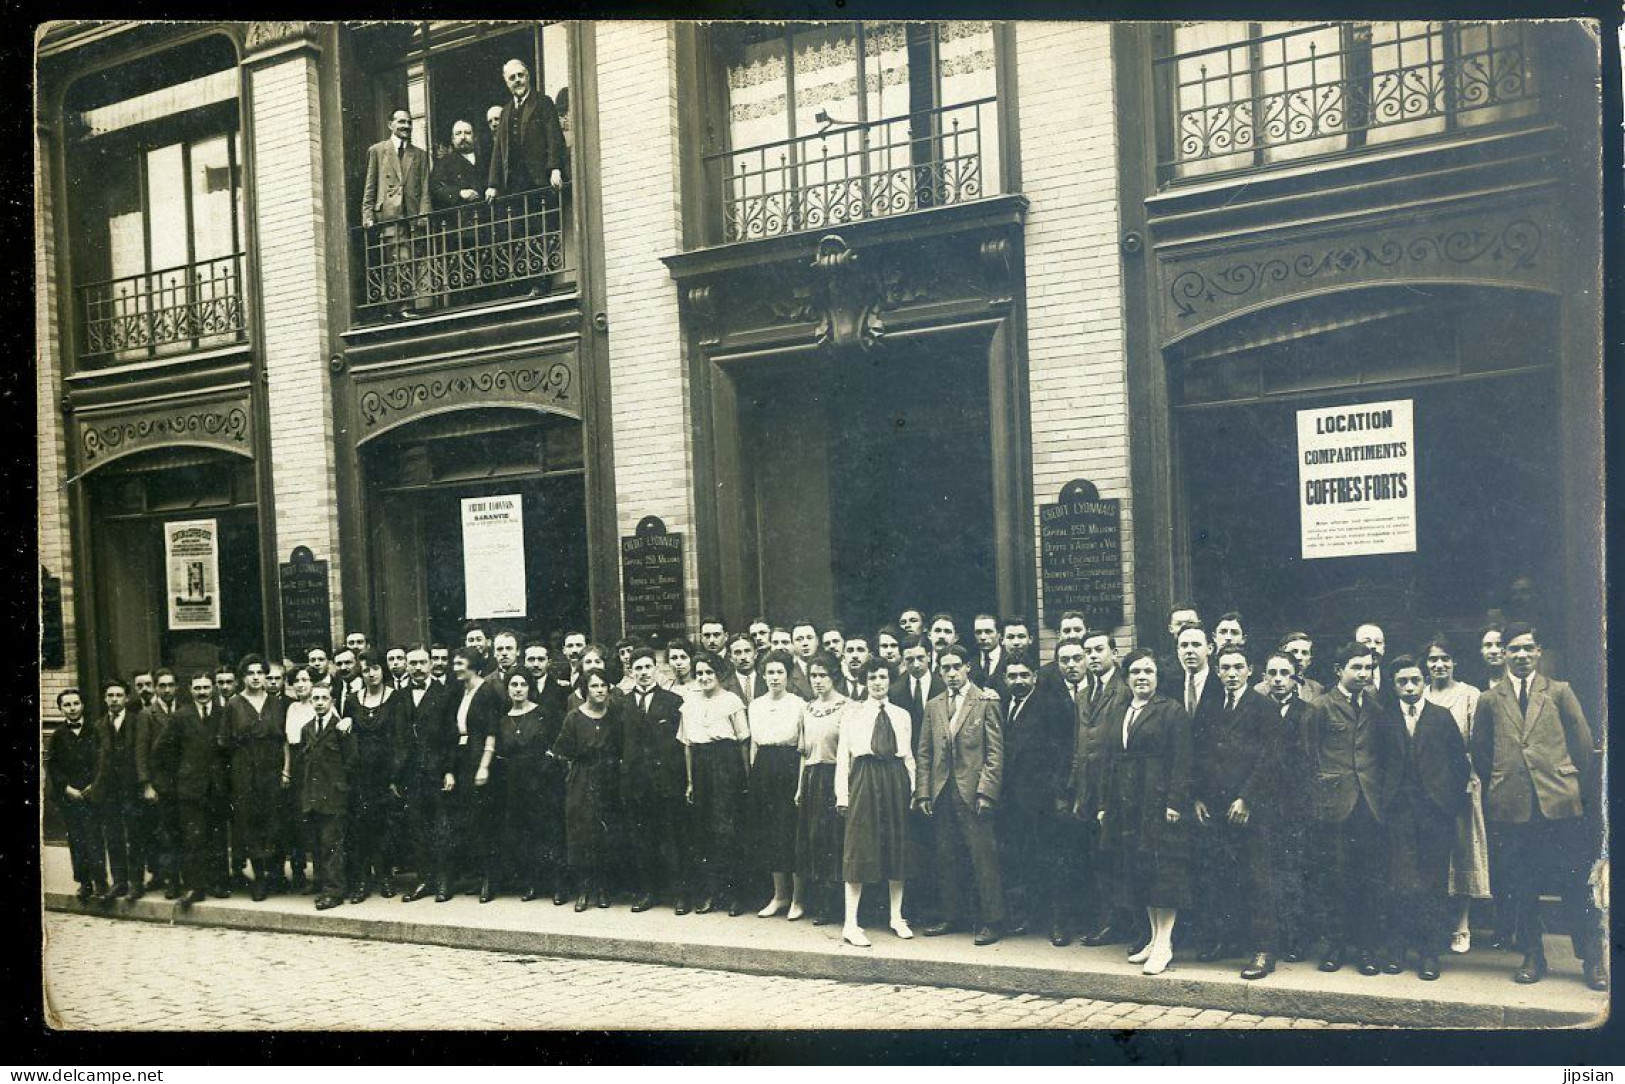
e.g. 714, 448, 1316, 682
37, 20, 1605, 724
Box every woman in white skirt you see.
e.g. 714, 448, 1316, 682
1421, 635, 1488, 953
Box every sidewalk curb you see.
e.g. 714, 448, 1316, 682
44, 893, 1603, 1029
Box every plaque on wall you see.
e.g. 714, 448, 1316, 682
280, 546, 332, 657
1041, 479, 1125, 631
622, 516, 686, 644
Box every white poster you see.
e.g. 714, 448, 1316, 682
1296, 398, 1417, 560
164, 518, 221, 630
461, 494, 527, 619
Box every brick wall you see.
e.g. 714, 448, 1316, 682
1014, 22, 1136, 655
36, 127, 79, 722
593, 22, 701, 635
249, 51, 344, 644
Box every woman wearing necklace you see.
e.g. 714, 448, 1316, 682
346, 652, 401, 902
1099, 647, 1192, 976
679, 652, 751, 915
278, 666, 317, 895
551, 670, 623, 910
1420, 634, 1488, 955
745, 650, 803, 917
792, 655, 848, 925
497, 669, 553, 901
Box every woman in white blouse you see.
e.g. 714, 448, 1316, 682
1421, 634, 1488, 953
747, 651, 804, 917
679, 651, 751, 915
834, 660, 915, 947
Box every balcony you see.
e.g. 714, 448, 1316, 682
1156, 22, 1537, 182
706, 96, 998, 244
77, 253, 247, 365
352, 186, 571, 326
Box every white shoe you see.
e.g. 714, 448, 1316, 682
1450, 930, 1470, 954
1143, 946, 1173, 975
1127, 943, 1152, 964
891, 918, 914, 940
842, 926, 872, 948
786, 903, 805, 922
758, 897, 790, 918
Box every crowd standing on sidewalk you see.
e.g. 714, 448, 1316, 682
44, 605, 1607, 993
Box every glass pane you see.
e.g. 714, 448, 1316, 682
189, 133, 236, 261
1257, 22, 1346, 163
792, 24, 862, 228
938, 21, 999, 197
1364, 21, 1448, 146
146, 142, 188, 269
1171, 22, 1256, 177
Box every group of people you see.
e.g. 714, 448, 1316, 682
360, 55, 569, 317
46, 603, 1606, 993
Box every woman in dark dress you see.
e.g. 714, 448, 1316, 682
1099, 647, 1192, 975
496, 670, 553, 901
792, 655, 847, 925
834, 659, 914, 947
345, 652, 400, 902
534, 657, 574, 904
746, 651, 802, 916
551, 670, 623, 911
219, 654, 287, 900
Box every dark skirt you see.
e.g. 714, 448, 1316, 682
794, 762, 843, 884
1112, 814, 1190, 911
564, 758, 618, 871
748, 745, 800, 872
842, 754, 909, 884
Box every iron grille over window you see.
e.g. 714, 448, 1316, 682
79, 253, 246, 361
1156, 21, 1537, 180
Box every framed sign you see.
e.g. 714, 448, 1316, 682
1040, 480, 1124, 631
462, 494, 527, 619
164, 519, 220, 630
279, 546, 332, 657
1297, 398, 1417, 559
622, 516, 686, 643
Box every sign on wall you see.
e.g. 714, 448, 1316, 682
279, 547, 332, 658
1040, 479, 1125, 631
622, 516, 686, 644
1297, 398, 1417, 560
164, 519, 221, 630
462, 494, 527, 619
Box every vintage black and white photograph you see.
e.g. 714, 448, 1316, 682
34, 17, 1610, 1036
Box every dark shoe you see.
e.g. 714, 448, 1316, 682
398, 308, 420, 320
163, 881, 183, 901
1514, 953, 1547, 984
1050, 925, 1072, 948
1007, 920, 1028, 938
379, 882, 396, 899
596, 890, 610, 909
811, 910, 833, 927
1283, 946, 1306, 963
573, 894, 590, 912
973, 926, 1002, 947
1196, 942, 1226, 963
1080, 924, 1116, 947
1418, 957, 1441, 981
695, 897, 716, 915
727, 900, 746, 918
1381, 954, 1405, 976
301, 881, 318, 896
554, 888, 571, 906
348, 888, 368, 905
1319, 949, 1344, 973
921, 921, 959, 938
1241, 952, 1276, 981
1357, 952, 1381, 976
674, 898, 691, 916
1584, 960, 1609, 991
402, 882, 431, 903
127, 883, 147, 902
479, 881, 495, 904
208, 886, 230, 899
315, 895, 342, 911
75, 883, 93, 903
182, 889, 206, 906
630, 894, 654, 913
521, 887, 542, 902
250, 881, 269, 902
434, 882, 453, 903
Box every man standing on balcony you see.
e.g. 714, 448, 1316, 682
430, 120, 488, 307
362, 108, 431, 319
486, 58, 566, 300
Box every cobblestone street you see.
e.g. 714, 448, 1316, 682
44, 914, 1350, 1031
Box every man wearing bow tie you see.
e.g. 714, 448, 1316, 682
48, 689, 105, 903
362, 108, 431, 319
164, 673, 230, 904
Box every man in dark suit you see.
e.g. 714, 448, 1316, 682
299, 685, 356, 910
1036, 611, 1088, 697
892, 633, 943, 924
1257, 632, 1325, 702
1303, 641, 1386, 975
1193, 646, 1287, 979
134, 668, 182, 898
1355, 623, 1389, 705
1259, 649, 1314, 962
486, 58, 566, 299
621, 647, 690, 912
1073, 632, 1131, 946
1380, 655, 1469, 981
968, 613, 1005, 690
394, 646, 451, 902
87, 679, 143, 902
163, 673, 229, 904
836, 636, 872, 702
995, 652, 1073, 942
916, 645, 1007, 945
720, 634, 762, 705
431, 120, 486, 211
362, 108, 431, 318
1471, 623, 1605, 990
47, 688, 105, 902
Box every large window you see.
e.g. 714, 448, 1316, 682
706, 21, 1001, 242
65, 36, 246, 366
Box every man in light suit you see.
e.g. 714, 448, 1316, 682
1471, 623, 1605, 990
915, 644, 1006, 945
362, 108, 431, 319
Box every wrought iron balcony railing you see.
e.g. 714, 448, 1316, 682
78, 252, 248, 364
353, 186, 570, 324
1157, 22, 1537, 178
707, 96, 996, 243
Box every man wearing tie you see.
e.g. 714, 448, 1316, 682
621, 648, 688, 912
1303, 642, 1386, 975
1073, 632, 1131, 946
995, 653, 1073, 942
47, 689, 105, 903
164, 673, 229, 905
134, 669, 181, 898
1259, 650, 1313, 962
361, 108, 431, 319
394, 647, 450, 903
299, 685, 356, 911
721, 634, 762, 704
969, 614, 1005, 690
485, 58, 567, 299
838, 636, 872, 702
88, 679, 142, 902
916, 645, 1007, 946
1471, 623, 1605, 990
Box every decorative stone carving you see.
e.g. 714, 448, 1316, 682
808, 235, 883, 353
355, 355, 581, 435
245, 21, 315, 52
79, 404, 252, 466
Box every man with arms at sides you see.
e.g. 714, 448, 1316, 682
996, 652, 1074, 942
1471, 623, 1605, 990
1072, 632, 1132, 947
1302, 641, 1386, 976
48, 688, 105, 903
219, 656, 286, 901
890, 633, 943, 925
394, 647, 452, 903
163, 673, 230, 904
969, 613, 1005, 690
916, 645, 1007, 946
1192, 646, 1287, 979
1037, 611, 1088, 696
362, 108, 430, 319
1259, 649, 1314, 962
299, 684, 356, 911
1170, 621, 1223, 955
88, 679, 142, 902
1380, 655, 1469, 981
720, 633, 762, 705
134, 669, 182, 898
621, 647, 689, 913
